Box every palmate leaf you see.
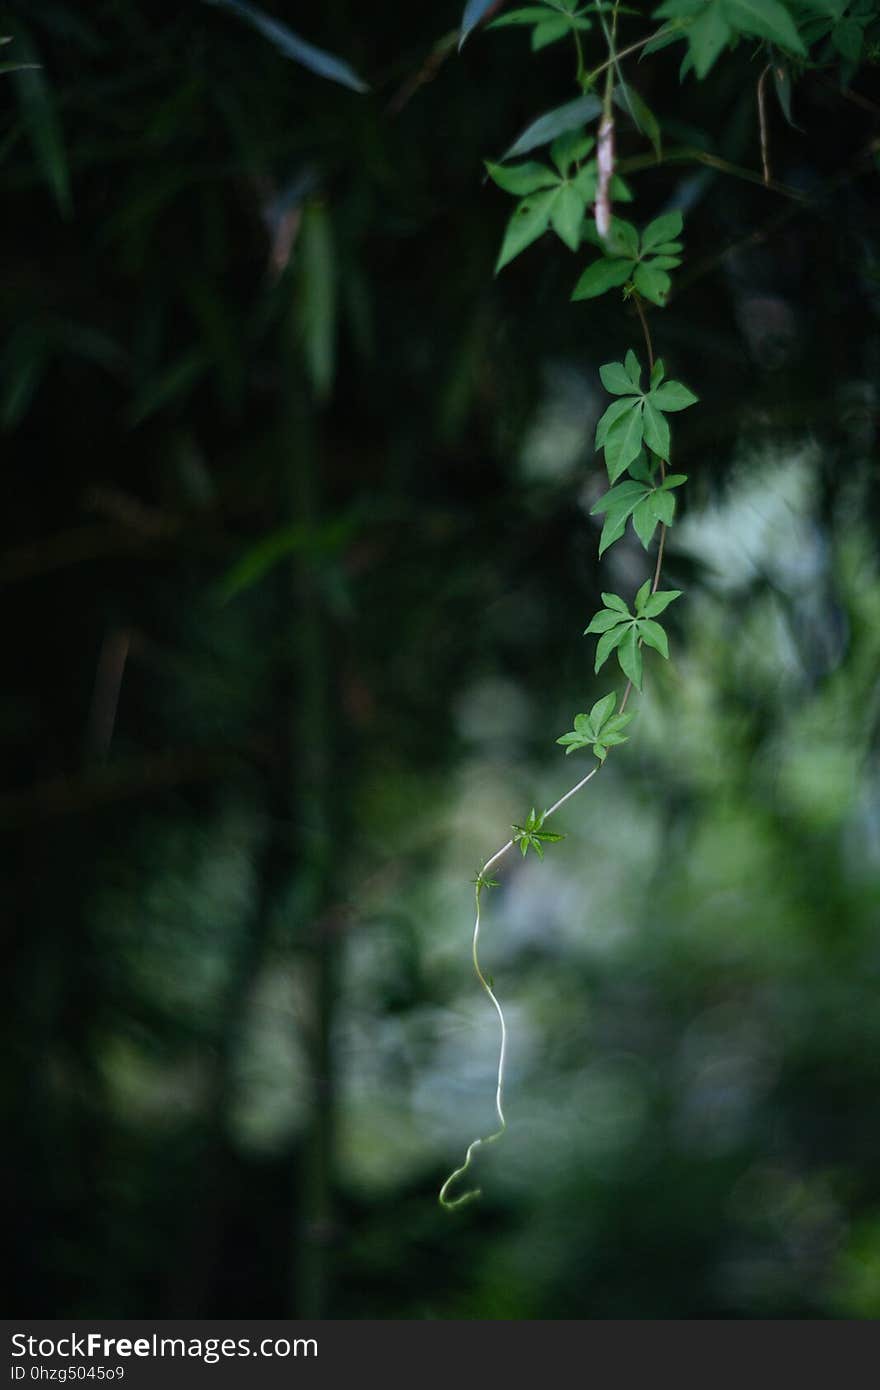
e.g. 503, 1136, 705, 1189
512, 806, 566, 858
557, 691, 634, 759
495, 177, 589, 270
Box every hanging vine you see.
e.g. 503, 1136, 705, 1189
440, 0, 880, 1209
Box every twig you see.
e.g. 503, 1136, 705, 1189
757, 65, 772, 187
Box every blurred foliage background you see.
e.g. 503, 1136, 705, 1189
3, 0, 880, 1319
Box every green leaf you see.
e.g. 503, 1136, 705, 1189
640, 588, 682, 617
686, 0, 731, 78
642, 399, 670, 458
550, 182, 587, 250
204, 0, 370, 91
641, 210, 684, 252
485, 160, 560, 195
593, 744, 607, 761
650, 358, 665, 389
591, 480, 649, 516
532, 15, 573, 49
650, 488, 675, 525
595, 396, 640, 449
598, 511, 628, 555
11, 28, 71, 218
585, 607, 628, 634
624, 349, 642, 389
495, 189, 559, 271
550, 129, 595, 176
501, 94, 603, 161
633, 261, 671, 306
598, 730, 628, 748
602, 592, 631, 614
595, 623, 629, 673
635, 579, 653, 613
628, 452, 656, 485
661, 472, 688, 489
557, 732, 589, 754
724, 0, 807, 55
651, 379, 698, 411
600, 361, 640, 396
601, 712, 635, 738
590, 691, 617, 730
605, 218, 640, 259
617, 627, 643, 688
604, 406, 645, 482
571, 257, 634, 300
638, 617, 670, 658
632, 496, 659, 549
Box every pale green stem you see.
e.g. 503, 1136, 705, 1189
438, 766, 599, 1209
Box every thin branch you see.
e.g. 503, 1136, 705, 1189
618, 145, 807, 201
757, 65, 772, 187
582, 30, 664, 88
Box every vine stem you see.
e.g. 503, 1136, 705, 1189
439, 183, 670, 1214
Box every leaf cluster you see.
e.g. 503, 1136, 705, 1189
650, 0, 879, 83
572, 210, 684, 306
594, 348, 698, 482
488, 131, 632, 272
556, 691, 634, 760
511, 808, 567, 858
584, 584, 681, 689
490, 0, 593, 52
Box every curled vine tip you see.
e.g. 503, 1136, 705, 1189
438, 1127, 500, 1210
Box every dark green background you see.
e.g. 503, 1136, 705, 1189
3, 0, 880, 1318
